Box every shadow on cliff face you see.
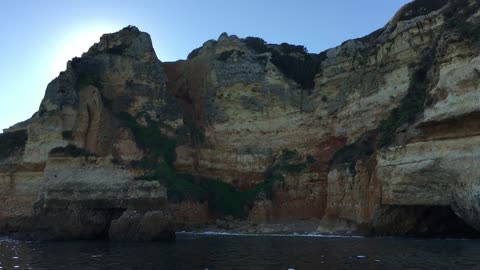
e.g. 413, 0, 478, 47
30, 206, 126, 241
0, 209, 123, 241
373, 206, 480, 238
0, 195, 126, 241
0, 193, 177, 241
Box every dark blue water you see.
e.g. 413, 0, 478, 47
1, 233, 479, 270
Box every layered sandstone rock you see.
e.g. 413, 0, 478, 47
1, 0, 480, 239
0, 26, 177, 240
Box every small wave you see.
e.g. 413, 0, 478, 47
177, 231, 364, 238
0, 236, 21, 243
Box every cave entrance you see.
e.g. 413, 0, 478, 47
374, 205, 480, 238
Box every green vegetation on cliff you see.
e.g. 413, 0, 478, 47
376, 50, 434, 147
122, 111, 311, 218
398, 0, 448, 21
187, 47, 202, 59
75, 71, 102, 90
71, 57, 103, 90
118, 112, 256, 218
50, 144, 96, 157
243, 37, 324, 90
330, 47, 436, 173
0, 130, 28, 161
62, 130, 73, 140
163, 149, 314, 218
105, 44, 128, 55
265, 149, 314, 181
117, 112, 177, 166
328, 132, 377, 173
171, 174, 257, 218
444, 0, 480, 43
330, 0, 480, 174
217, 50, 245, 61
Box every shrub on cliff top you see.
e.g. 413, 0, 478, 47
243, 37, 323, 90
105, 44, 128, 55
443, 0, 480, 43
244, 37, 268, 53
398, 0, 448, 21
75, 71, 102, 90
217, 50, 236, 61
270, 52, 321, 90
0, 130, 28, 161
217, 50, 246, 61
71, 57, 103, 91
279, 43, 307, 54
187, 47, 202, 59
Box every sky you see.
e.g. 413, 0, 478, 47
0, 0, 410, 132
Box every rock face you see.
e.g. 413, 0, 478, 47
0, 26, 177, 240
2, 0, 480, 239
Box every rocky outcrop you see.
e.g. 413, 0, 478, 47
2, 0, 480, 239
0, 26, 177, 240
109, 210, 175, 241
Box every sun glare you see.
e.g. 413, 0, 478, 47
51, 25, 118, 78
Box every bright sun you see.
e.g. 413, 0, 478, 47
52, 25, 117, 77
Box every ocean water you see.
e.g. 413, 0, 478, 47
0, 233, 479, 270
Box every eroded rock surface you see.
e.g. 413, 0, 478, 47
0, 26, 176, 240
2, 0, 480, 239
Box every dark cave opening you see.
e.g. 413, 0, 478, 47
373, 205, 480, 238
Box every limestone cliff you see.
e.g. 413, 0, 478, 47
0, 26, 177, 240
2, 0, 480, 239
